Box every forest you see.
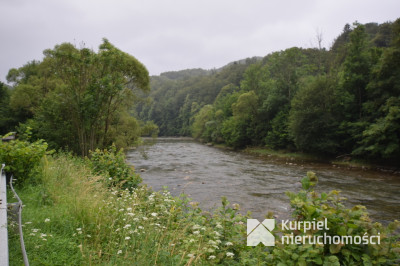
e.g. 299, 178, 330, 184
136, 19, 400, 165
1, 19, 399, 164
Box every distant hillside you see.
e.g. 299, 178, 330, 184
159, 68, 211, 80
135, 19, 400, 164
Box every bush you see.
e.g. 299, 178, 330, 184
272, 171, 400, 265
0, 132, 48, 185
88, 145, 141, 190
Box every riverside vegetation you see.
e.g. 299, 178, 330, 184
1, 137, 399, 265
135, 19, 400, 166
0, 18, 399, 265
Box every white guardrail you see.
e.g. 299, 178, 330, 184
0, 164, 9, 265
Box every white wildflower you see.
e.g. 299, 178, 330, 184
151, 212, 157, 217
193, 230, 200, 235
225, 242, 233, 246
123, 224, 131, 229
117, 250, 122, 255
226, 252, 234, 258
127, 207, 132, 211
76, 228, 82, 231
208, 255, 216, 260
142, 217, 148, 221
187, 254, 195, 258
125, 236, 131, 240
192, 224, 201, 230
208, 240, 217, 245
127, 213, 134, 216
44, 218, 50, 223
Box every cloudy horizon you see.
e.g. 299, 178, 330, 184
1, 0, 399, 82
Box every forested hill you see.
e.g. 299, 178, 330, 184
136, 19, 400, 164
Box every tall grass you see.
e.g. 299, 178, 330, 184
9, 154, 249, 265
9, 153, 398, 265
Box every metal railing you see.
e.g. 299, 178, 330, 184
0, 164, 9, 265
0, 165, 29, 266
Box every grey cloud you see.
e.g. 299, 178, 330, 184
1, 0, 399, 81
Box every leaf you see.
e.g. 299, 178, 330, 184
301, 176, 310, 190
321, 192, 327, 200
337, 226, 346, 236
329, 243, 344, 254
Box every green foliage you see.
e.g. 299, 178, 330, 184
0, 132, 48, 185
191, 104, 214, 140
7, 39, 151, 156
88, 145, 141, 190
265, 109, 292, 149
289, 76, 341, 154
274, 171, 400, 265
5, 19, 400, 163
9, 154, 400, 265
0, 82, 17, 134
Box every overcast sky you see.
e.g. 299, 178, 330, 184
1, 0, 399, 82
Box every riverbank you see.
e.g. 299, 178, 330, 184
193, 138, 400, 174
5, 139, 400, 265
241, 146, 399, 175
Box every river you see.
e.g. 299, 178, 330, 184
126, 138, 400, 223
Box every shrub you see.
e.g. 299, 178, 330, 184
272, 171, 400, 265
88, 145, 141, 190
0, 132, 48, 185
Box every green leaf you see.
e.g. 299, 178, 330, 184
301, 176, 310, 190
329, 243, 343, 254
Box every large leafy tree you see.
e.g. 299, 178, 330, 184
7, 39, 150, 156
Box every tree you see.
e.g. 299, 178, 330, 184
289, 76, 340, 154
37, 39, 150, 155
0, 82, 16, 134
341, 22, 371, 120
353, 18, 400, 161
7, 39, 150, 155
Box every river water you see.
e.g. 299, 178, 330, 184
126, 138, 400, 223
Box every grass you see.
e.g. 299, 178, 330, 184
7, 152, 399, 265
7, 154, 255, 265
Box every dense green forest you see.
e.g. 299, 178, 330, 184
136, 20, 400, 164
1, 20, 399, 164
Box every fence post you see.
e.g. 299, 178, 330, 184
0, 164, 9, 265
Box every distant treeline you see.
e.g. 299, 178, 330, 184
136, 19, 400, 164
